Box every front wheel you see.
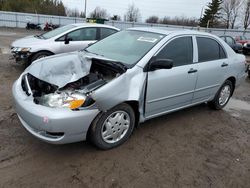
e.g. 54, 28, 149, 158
31, 51, 52, 63
90, 103, 135, 150
208, 80, 233, 110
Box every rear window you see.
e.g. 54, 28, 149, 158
197, 37, 226, 62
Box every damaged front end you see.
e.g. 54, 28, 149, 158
22, 52, 127, 110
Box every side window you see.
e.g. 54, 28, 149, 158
100, 28, 117, 39
226, 37, 234, 45
67, 28, 97, 41
197, 37, 226, 62
220, 36, 226, 42
156, 37, 193, 67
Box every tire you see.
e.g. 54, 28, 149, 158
243, 50, 248, 55
90, 103, 135, 150
30, 51, 52, 63
208, 80, 233, 110
248, 70, 250, 78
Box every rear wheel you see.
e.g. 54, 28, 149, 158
90, 103, 135, 150
208, 80, 233, 110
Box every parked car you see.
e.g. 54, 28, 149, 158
12, 28, 247, 149
235, 35, 250, 45
219, 36, 242, 53
242, 43, 250, 55
234, 35, 250, 55
11, 23, 119, 66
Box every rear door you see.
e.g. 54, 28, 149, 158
192, 36, 228, 103
145, 36, 198, 118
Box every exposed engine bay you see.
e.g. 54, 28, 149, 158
22, 58, 126, 110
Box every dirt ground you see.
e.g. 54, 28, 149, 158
0, 28, 250, 188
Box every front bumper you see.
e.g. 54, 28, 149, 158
11, 51, 32, 63
12, 77, 100, 144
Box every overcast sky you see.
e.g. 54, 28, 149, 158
62, 0, 211, 21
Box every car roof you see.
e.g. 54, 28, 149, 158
71, 23, 119, 30
128, 27, 217, 37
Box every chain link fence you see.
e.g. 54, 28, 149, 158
1, 11, 250, 37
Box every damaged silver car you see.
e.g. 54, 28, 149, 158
12, 28, 247, 149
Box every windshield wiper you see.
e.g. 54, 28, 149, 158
34, 34, 45, 39
83, 49, 103, 57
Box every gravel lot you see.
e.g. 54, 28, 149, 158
0, 28, 250, 188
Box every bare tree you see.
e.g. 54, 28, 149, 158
243, 0, 250, 29
221, 0, 243, 29
146, 16, 159, 23
159, 16, 199, 27
89, 7, 108, 19
110, 15, 121, 21
66, 8, 80, 17
124, 4, 141, 22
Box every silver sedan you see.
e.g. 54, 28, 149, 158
12, 28, 247, 149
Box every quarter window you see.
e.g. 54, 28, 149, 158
156, 37, 193, 67
197, 37, 226, 62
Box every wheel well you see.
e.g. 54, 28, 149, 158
29, 50, 54, 62
226, 76, 236, 95
125, 101, 140, 127
86, 101, 140, 141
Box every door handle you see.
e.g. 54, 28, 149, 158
188, 68, 197, 74
221, 62, 228, 67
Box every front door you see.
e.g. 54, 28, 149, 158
59, 27, 97, 53
145, 36, 198, 118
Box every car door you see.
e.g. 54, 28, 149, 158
57, 27, 98, 53
192, 36, 228, 103
145, 36, 198, 118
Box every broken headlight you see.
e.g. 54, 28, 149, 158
38, 91, 86, 110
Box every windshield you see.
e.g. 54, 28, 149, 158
40, 25, 76, 39
86, 30, 165, 66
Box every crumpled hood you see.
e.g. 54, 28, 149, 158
25, 52, 92, 88
11, 35, 46, 47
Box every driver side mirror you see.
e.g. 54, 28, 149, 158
148, 59, 173, 72
64, 36, 72, 44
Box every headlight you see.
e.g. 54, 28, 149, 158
12, 47, 31, 52
38, 91, 86, 110
20, 47, 31, 52
244, 43, 248, 47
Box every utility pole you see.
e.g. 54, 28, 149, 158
84, 0, 87, 18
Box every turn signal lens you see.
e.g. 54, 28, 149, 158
69, 99, 85, 109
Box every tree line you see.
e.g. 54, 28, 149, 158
88, 0, 250, 29
1, 0, 250, 29
0, 0, 66, 16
